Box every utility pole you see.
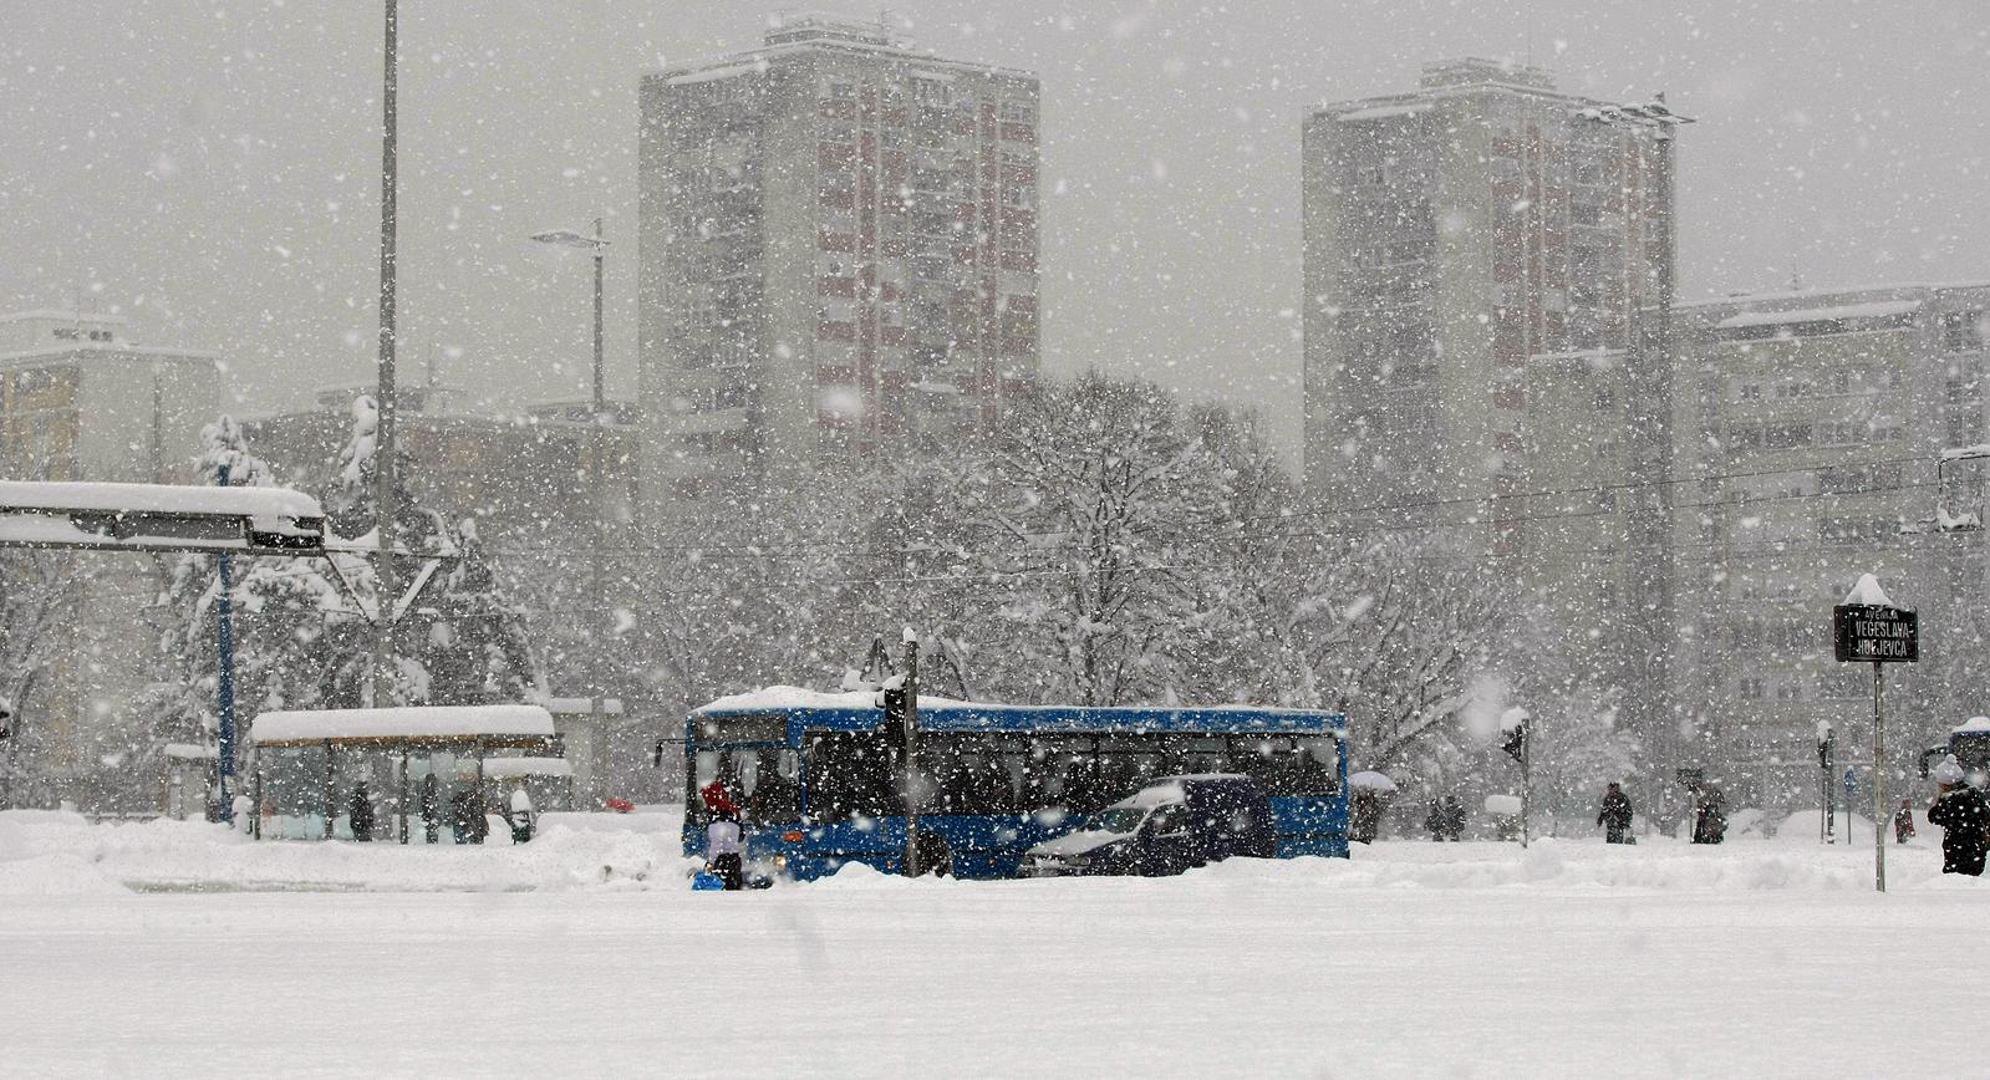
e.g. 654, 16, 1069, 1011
370, 0, 401, 708
902, 628, 920, 877
589, 215, 608, 804
215, 462, 238, 823
527, 218, 612, 802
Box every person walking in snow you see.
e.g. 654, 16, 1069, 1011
418, 772, 441, 844
1893, 799, 1917, 844
450, 786, 488, 845
701, 780, 747, 890
1927, 776, 1990, 876
1691, 784, 1728, 845
1597, 782, 1634, 844
348, 782, 376, 842
1424, 799, 1447, 842
1441, 795, 1467, 841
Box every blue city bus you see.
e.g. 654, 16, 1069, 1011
681, 690, 1349, 881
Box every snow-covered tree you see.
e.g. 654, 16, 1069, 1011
142, 417, 345, 777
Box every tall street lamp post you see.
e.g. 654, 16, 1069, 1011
372, 0, 401, 708
531, 220, 610, 799
1577, 95, 1695, 830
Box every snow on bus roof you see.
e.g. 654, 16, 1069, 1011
252, 705, 555, 744
692, 687, 1347, 731
0, 480, 322, 519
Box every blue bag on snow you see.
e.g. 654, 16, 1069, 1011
692, 870, 725, 891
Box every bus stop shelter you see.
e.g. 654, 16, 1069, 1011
248, 705, 558, 843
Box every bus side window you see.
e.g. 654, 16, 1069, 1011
806, 731, 895, 821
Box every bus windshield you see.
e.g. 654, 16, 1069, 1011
694, 744, 800, 823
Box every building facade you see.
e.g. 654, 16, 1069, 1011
1669, 283, 1990, 805
638, 14, 1041, 503
1302, 59, 1699, 809
1302, 59, 1674, 529
0, 311, 221, 806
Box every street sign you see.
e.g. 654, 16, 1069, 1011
1833, 605, 1918, 663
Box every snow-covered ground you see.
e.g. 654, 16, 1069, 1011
1, 809, 1975, 1077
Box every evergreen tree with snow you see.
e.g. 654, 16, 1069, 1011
143, 417, 343, 776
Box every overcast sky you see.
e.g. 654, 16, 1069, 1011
4, 0, 1985, 466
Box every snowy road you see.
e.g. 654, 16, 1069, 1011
0, 817, 1973, 1078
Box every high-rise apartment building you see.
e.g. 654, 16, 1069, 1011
1303, 59, 1687, 804
638, 14, 1041, 502
1669, 283, 1990, 804
1302, 59, 1673, 531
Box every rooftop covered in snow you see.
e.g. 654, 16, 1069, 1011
251, 705, 557, 747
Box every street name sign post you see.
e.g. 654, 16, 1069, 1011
1832, 575, 1917, 893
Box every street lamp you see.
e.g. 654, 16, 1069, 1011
1576, 94, 1696, 833
531, 219, 611, 802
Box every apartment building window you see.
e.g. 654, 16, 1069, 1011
911, 78, 950, 105
1943, 310, 1986, 351
1762, 422, 1812, 449
999, 99, 1035, 124
1593, 386, 1616, 410
1739, 676, 1765, 700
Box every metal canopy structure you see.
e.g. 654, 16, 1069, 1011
0, 480, 327, 556
0, 480, 456, 820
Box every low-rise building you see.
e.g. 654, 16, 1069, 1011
1668, 282, 1990, 804
0, 311, 221, 806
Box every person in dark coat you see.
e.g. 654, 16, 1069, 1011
1893, 799, 1917, 845
449, 787, 488, 845
1441, 796, 1467, 842
1691, 785, 1728, 845
1350, 790, 1382, 844
418, 773, 441, 844
1424, 799, 1447, 842
1927, 780, 1990, 876
1597, 782, 1634, 844
348, 782, 376, 842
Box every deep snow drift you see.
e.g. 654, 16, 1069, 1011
0, 809, 1977, 1078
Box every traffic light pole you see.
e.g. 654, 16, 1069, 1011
902, 632, 920, 878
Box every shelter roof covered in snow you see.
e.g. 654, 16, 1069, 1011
251, 705, 556, 746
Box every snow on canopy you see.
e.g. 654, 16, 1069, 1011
1349, 770, 1399, 792
481, 756, 573, 780
1841, 573, 1899, 608
1484, 794, 1523, 816
1714, 299, 1921, 330
1954, 716, 1990, 734
251, 704, 555, 744
0, 480, 322, 519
